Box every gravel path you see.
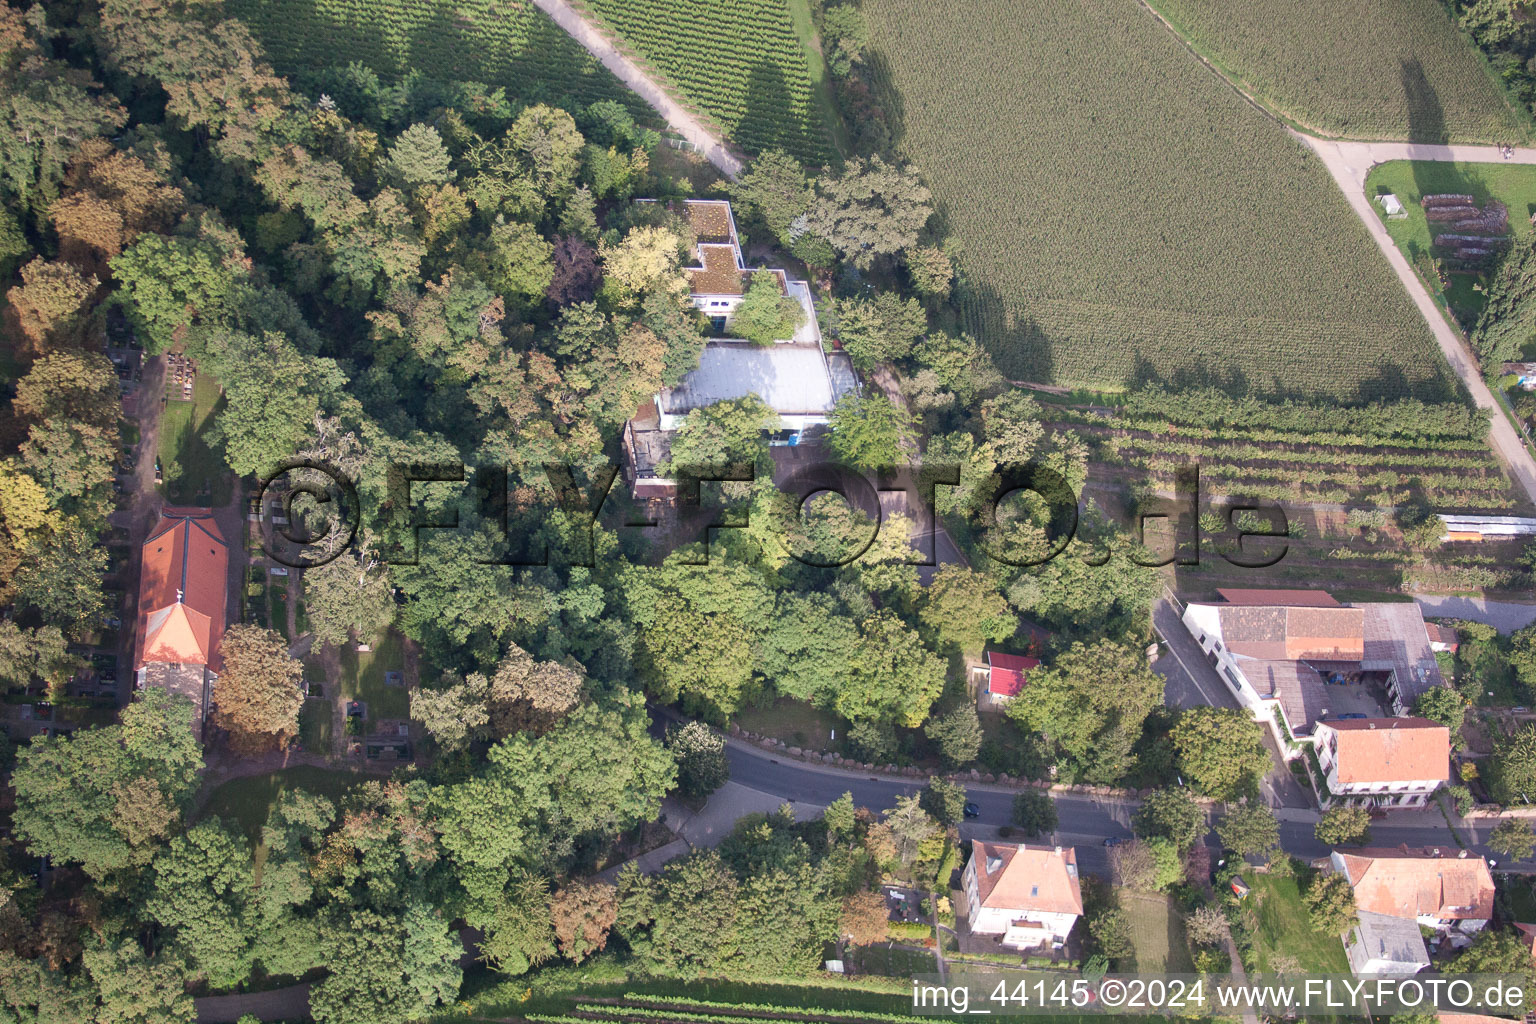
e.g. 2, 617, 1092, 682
530, 0, 743, 178
1413, 594, 1536, 634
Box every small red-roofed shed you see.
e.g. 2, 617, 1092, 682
986, 651, 1039, 699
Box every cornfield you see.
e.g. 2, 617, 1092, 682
1149, 0, 1532, 143
578, 0, 832, 163
226, 0, 648, 118
862, 0, 1455, 402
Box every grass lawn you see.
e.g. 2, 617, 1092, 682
200, 766, 364, 841
336, 628, 410, 727
298, 698, 332, 752
157, 372, 231, 505
1241, 872, 1350, 973
1123, 893, 1195, 973
1367, 160, 1536, 331
785, 0, 848, 158
731, 698, 838, 750
1368, 161, 1536, 258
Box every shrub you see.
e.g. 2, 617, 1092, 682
1011, 791, 1058, 836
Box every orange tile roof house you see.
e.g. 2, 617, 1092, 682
134, 509, 229, 739
1314, 718, 1449, 809
1331, 847, 1494, 943
961, 842, 1082, 949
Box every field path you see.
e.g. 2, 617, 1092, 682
1309, 140, 1536, 191
529, 0, 743, 178
1300, 134, 1536, 505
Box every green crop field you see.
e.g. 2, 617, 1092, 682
1148, 0, 1530, 143
579, 0, 833, 163
862, 0, 1456, 403
225, 0, 650, 118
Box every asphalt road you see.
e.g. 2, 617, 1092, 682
724, 733, 1510, 876
724, 739, 1136, 875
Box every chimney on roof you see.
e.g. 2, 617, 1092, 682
176, 588, 183, 603
1055, 846, 1063, 855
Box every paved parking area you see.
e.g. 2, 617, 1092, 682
1321, 683, 1386, 719
1152, 598, 1240, 711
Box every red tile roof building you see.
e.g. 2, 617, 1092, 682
134, 509, 229, 738
985, 651, 1039, 698
962, 842, 1082, 949
1331, 847, 1493, 936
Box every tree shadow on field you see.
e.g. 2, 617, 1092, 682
1128, 354, 1251, 399
858, 48, 907, 154
960, 279, 1054, 385
1354, 360, 1464, 405
742, 59, 806, 162
1402, 57, 1448, 149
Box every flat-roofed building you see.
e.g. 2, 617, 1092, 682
622, 199, 857, 495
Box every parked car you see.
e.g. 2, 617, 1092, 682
962, 801, 980, 819
1103, 836, 1122, 848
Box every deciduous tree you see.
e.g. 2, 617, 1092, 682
211, 624, 304, 750
806, 155, 932, 268
3, 258, 96, 354
668, 720, 730, 799
1302, 872, 1356, 935
921, 777, 967, 825
1488, 723, 1536, 805
1132, 788, 1207, 851
11, 689, 201, 877
1314, 806, 1372, 847
924, 702, 983, 767
1007, 640, 1163, 785
1215, 804, 1279, 858
1489, 818, 1536, 860
729, 149, 813, 244
730, 272, 805, 345
1172, 707, 1272, 801
1414, 685, 1469, 736
827, 391, 917, 471
550, 881, 618, 963
301, 549, 396, 649
839, 890, 888, 946
833, 611, 945, 727
386, 124, 453, 187
1012, 791, 1058, 836
918, 565, 1013, 655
